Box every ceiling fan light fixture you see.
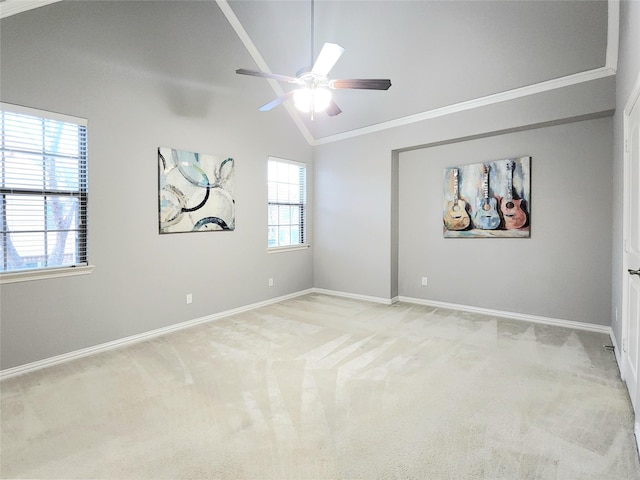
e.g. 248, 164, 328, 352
235, 0, 391, 116
293, 87, 332, 113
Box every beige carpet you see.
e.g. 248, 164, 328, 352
1, 293, 639, 479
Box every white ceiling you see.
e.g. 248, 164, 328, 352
0, 0, 614, 145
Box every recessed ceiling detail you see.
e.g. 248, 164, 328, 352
220, 0, 616, 145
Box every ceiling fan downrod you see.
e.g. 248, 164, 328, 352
310, 0, 315, 69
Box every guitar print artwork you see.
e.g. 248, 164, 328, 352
473, 164, 501, 230
444, 168, 471, 231
443, 156, 530, 238
499, 159, 527, 229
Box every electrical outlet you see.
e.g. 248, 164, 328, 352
186, 293, 193, 304
421, 277, 428, 286
268, 278, 274, 287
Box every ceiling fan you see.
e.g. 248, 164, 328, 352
235, 0, 392, 117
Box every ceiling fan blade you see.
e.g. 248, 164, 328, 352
236, 68, 299, 84
326, 100, 342, 117
258, 91, 295, 112
311, 43, 345, 77
329, 79, 392, 90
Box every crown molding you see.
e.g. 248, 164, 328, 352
312, 0, 619, 146
313, 66, 616, 146
0, 0, 61, 19
605, 0, 620, 72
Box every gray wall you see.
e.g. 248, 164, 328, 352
0, 0, 628, 370
612, 0, 640, 345
399, 117, 613, 325
0, 2, 313, 369
314, 78, 615, 302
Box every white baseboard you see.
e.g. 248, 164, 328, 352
608, 328, 624, 377
0, 288, 314, 380
311, 287, 397, 305
398, 295, 613, 335
401, 296, 629, 382
1, 288, 615, 380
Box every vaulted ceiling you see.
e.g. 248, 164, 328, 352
1, 0, 614, 145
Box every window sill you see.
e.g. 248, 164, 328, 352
0, 265, 95, 285
267, 244, 311, 254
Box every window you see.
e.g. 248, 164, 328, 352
268, 157, 307, 249
0, 104, 88, 275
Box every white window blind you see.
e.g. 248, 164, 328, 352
0, 105, 88, 273
268, 157, 306, 248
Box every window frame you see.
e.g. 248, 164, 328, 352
0, 103, 93, 284
267, 156, 309, 253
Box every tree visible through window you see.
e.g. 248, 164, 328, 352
268, 157, 306, 248
0, 106, 88, 273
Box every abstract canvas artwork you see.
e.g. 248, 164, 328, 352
158, 147, 235, 234
443, 156, 530, 238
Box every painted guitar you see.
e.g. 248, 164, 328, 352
444, 168, 470, 231
474, 164, 501, 230
499, 159, 527, 229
